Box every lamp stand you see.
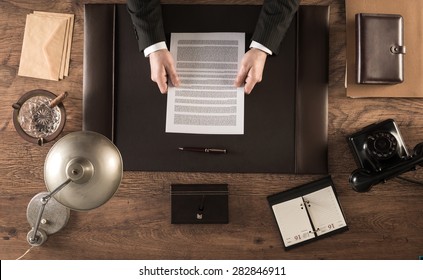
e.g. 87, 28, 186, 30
26, 156, 96, 246
25, 131, 123, 246
26, 192, 70, 246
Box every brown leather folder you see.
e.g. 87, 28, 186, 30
356, 13, 405, 84
345, 0, 423, 98
83, 4, 329, 174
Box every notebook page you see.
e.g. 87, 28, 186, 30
302, 186, 347, 236
272, 197, 315, 247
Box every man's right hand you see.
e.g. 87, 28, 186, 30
148, 49, 180, 93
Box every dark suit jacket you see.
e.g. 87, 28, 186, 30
127, 0, 300, 55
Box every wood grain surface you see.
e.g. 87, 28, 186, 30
1, 0, 423, 260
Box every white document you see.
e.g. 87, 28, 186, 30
166, 33, 245, 134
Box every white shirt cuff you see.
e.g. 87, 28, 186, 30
249, 41, 273, 55
143, 41, 168, 57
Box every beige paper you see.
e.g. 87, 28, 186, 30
34, 12, 69, 79
18, 14, 68, 81
34, 11, 74, 77
346, 0, 423, 98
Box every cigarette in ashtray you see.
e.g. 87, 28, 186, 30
49, 92, 68, 108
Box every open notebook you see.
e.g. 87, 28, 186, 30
268, 176, 348, 249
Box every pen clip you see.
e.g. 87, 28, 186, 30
205, 148, 227, 154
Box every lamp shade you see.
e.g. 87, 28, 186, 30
44, 131, 123, 211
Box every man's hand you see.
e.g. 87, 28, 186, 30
234, 48, 268, 94
148, 49, 180, 94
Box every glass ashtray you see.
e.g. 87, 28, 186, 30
12, 90, 67, 145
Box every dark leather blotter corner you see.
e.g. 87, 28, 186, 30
356, 13, 405, 84
83, 4, 329, 174
83, 4, 115, 140
171, 184, 228, 224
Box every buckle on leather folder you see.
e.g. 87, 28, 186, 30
390, 45, 406, 54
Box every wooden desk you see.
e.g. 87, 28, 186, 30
1, 0, 422, 260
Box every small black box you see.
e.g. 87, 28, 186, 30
171, 184, 228, 224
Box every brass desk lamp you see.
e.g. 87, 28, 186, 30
26, 131, 123, 246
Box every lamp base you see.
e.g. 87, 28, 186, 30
26, 192, 70, 245
27, 228, 48, 246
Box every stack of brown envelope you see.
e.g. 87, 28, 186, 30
18, 11, 74, 81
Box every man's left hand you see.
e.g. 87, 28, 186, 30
234, 48, 268, 94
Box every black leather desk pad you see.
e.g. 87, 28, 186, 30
83, 4, 329, 174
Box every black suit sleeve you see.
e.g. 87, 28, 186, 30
252, 0, 300, 55
127, 0, 166, 52
127, 0, 300, 55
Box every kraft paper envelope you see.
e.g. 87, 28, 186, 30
33, 11, 74, 77
18, 14, 67, 81
33, 12, 69, 79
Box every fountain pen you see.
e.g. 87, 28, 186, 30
178, 147, 227, 154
